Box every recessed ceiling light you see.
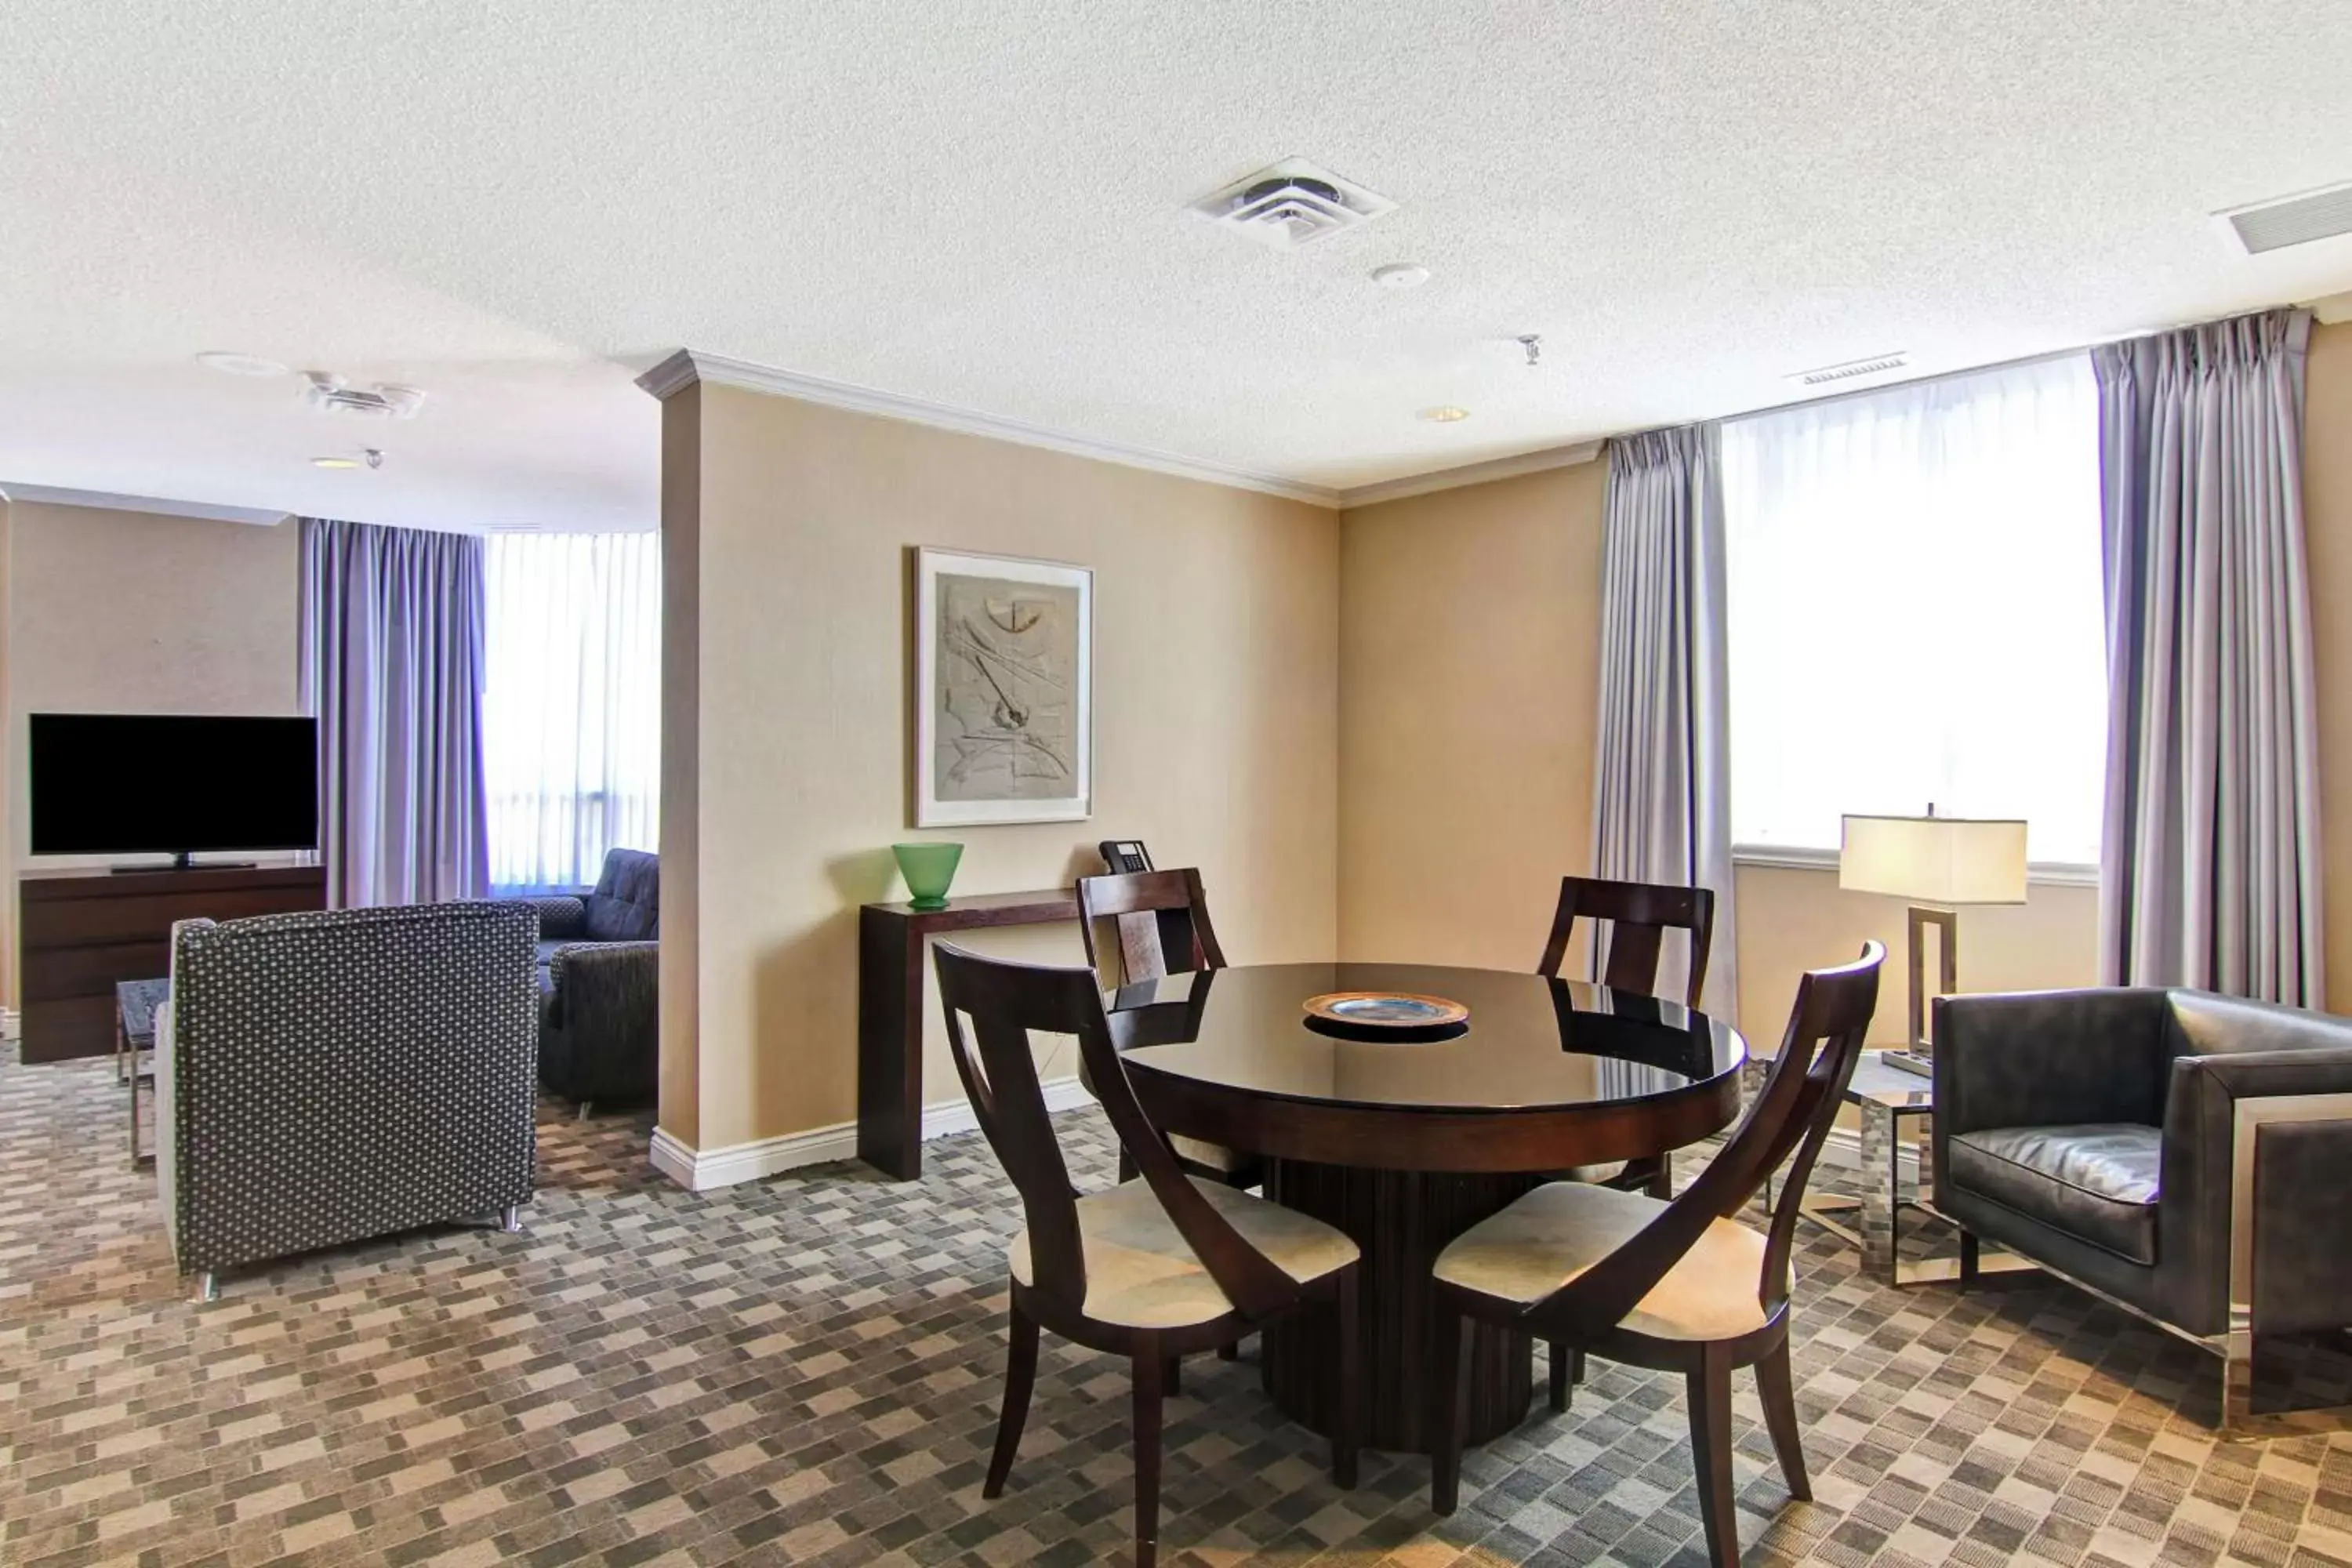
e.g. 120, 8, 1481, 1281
311, 456, 361, 470
1371, 263, 1430, 289
1417, 405, 1471, 423
195, 350, 289, 377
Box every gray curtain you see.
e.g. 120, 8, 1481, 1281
299, 518, 491, 908
2094, 309, 2323, 1005
1591, 424, 1738, 1022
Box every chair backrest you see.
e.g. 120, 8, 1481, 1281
932, 941, 1299, 1324
1537, 875, 1715, 1007
163, 902, 539, 1272
586, 848, 660, 941
1075, 868, 1225, 988
1528, 941, 1884, 1340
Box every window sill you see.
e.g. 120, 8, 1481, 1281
1731, 844, 2099, 889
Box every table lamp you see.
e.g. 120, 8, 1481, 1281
1838, 808, 2027, 1076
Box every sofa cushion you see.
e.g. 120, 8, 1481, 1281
1946, 1123, 2161, 1265
585, 850, 659, 941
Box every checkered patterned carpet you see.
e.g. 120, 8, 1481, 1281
4, 1050, 2350, 1568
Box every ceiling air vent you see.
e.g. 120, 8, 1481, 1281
1188, 158, 1396, 251
303, 372, 426, 419
2218, 180, 2352, 255
1785, 352, 1911, 389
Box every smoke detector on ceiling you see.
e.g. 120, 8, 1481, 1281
1188, 158, 1396, 251
303, 372, 426, 419
1784, 352, 1911, 389
2216, 179, 2352, 255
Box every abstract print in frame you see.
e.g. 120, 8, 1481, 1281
913, 547, 1093, 826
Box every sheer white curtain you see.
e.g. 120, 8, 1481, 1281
1722, 355, 2107, 865
483, 531, 661, 893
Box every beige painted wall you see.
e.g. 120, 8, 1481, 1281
4, 501, 303, 1003
1733, 865, 2100, 1046
662, 383, 1340, 1154
1337, 464, 1607, 974
2302, 320, 2352, 1004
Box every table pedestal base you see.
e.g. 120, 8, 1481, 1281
1261, 1158, 1541, 1454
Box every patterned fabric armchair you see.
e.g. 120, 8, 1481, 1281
513, 848, 659, 1112
154, 902, 539, 1298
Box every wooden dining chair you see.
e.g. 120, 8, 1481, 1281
1537, 874, 1716, 1003
1536, 875, 1719, 1210
935, 941, 1362, 1568
1077, 867, 1226, 985
1076, 868, 1260, 1192
1430, 942, 1885, 1568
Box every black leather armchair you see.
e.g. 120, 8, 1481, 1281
1933, 987, 2352, 1432
517, 849, 659, 1113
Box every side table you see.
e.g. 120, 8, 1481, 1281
117, 978, 169, 1169
1767, 1049, 2034, 1287
858, 888, 1078, 1180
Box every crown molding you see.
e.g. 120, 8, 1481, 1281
0, 482, 292, 527
637, 348, 1345, 509
2313, 290, 2352, 326
1334, 441, 1606, 509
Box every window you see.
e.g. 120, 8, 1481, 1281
483, 531, 662, 893
1722, 355, 2106, 866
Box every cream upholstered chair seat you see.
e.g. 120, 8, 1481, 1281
1011, 1177, 1359, 1330
1170, 1134, 1249, 1172
1436, 1181, 1778, 1342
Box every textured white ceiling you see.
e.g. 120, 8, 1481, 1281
4, 1, 2351, 531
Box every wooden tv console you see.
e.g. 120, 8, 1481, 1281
17, 865, 328, 1063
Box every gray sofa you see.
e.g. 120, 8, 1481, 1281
515, 848, 659, 1113
1933, 987, 2352, 1431
156, 902, 539, 1298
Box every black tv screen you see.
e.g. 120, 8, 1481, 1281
30, 714, 319, 858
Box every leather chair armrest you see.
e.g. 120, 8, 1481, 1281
516, 895, 588, 940
2250, 1116, 2352, 1334
546, 942, 659, 1101
2159, 1046, 2352, 1335
1932, 988, 2172, 1138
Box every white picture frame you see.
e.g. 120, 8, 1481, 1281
913, 547, 1094, 826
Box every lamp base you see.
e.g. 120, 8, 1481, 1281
1880, 1048, 1934, 1079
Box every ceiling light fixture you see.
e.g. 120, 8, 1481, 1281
311, 456, 361, 470
194, 350, 289, 377
1418, 405, 1471, 423
1371, 263, 1430, 289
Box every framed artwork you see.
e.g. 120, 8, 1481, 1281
913, 547, 1093, 826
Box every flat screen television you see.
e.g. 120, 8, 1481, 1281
30, 713, 319, 866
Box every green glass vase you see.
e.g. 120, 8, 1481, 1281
891, 841, 964, 910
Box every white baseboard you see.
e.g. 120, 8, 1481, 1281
651, 1080, 1908, 1195
648, 1075, 1095, 1192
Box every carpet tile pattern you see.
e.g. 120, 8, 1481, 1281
5, 1048, 2352, 1567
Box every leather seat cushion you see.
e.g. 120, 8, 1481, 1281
1945, 1123, 2161, 1265
1433, 1181, 1778, 1342
1008, 1178, 1357, 1330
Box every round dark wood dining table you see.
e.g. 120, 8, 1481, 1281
1110, 962, 1748, 1454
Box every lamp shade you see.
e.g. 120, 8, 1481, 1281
1838, 814, 2027, 905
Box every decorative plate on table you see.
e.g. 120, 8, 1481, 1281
1300, 990, 1471, 1043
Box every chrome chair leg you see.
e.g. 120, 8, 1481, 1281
191, 1272, 218, 1304
499, 1205, 524, 1233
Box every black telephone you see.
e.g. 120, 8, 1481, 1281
1098, 839, 1154, 875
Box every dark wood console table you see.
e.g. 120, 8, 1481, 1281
858, 887, 1077, 1179
18, 865, 327, 1063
